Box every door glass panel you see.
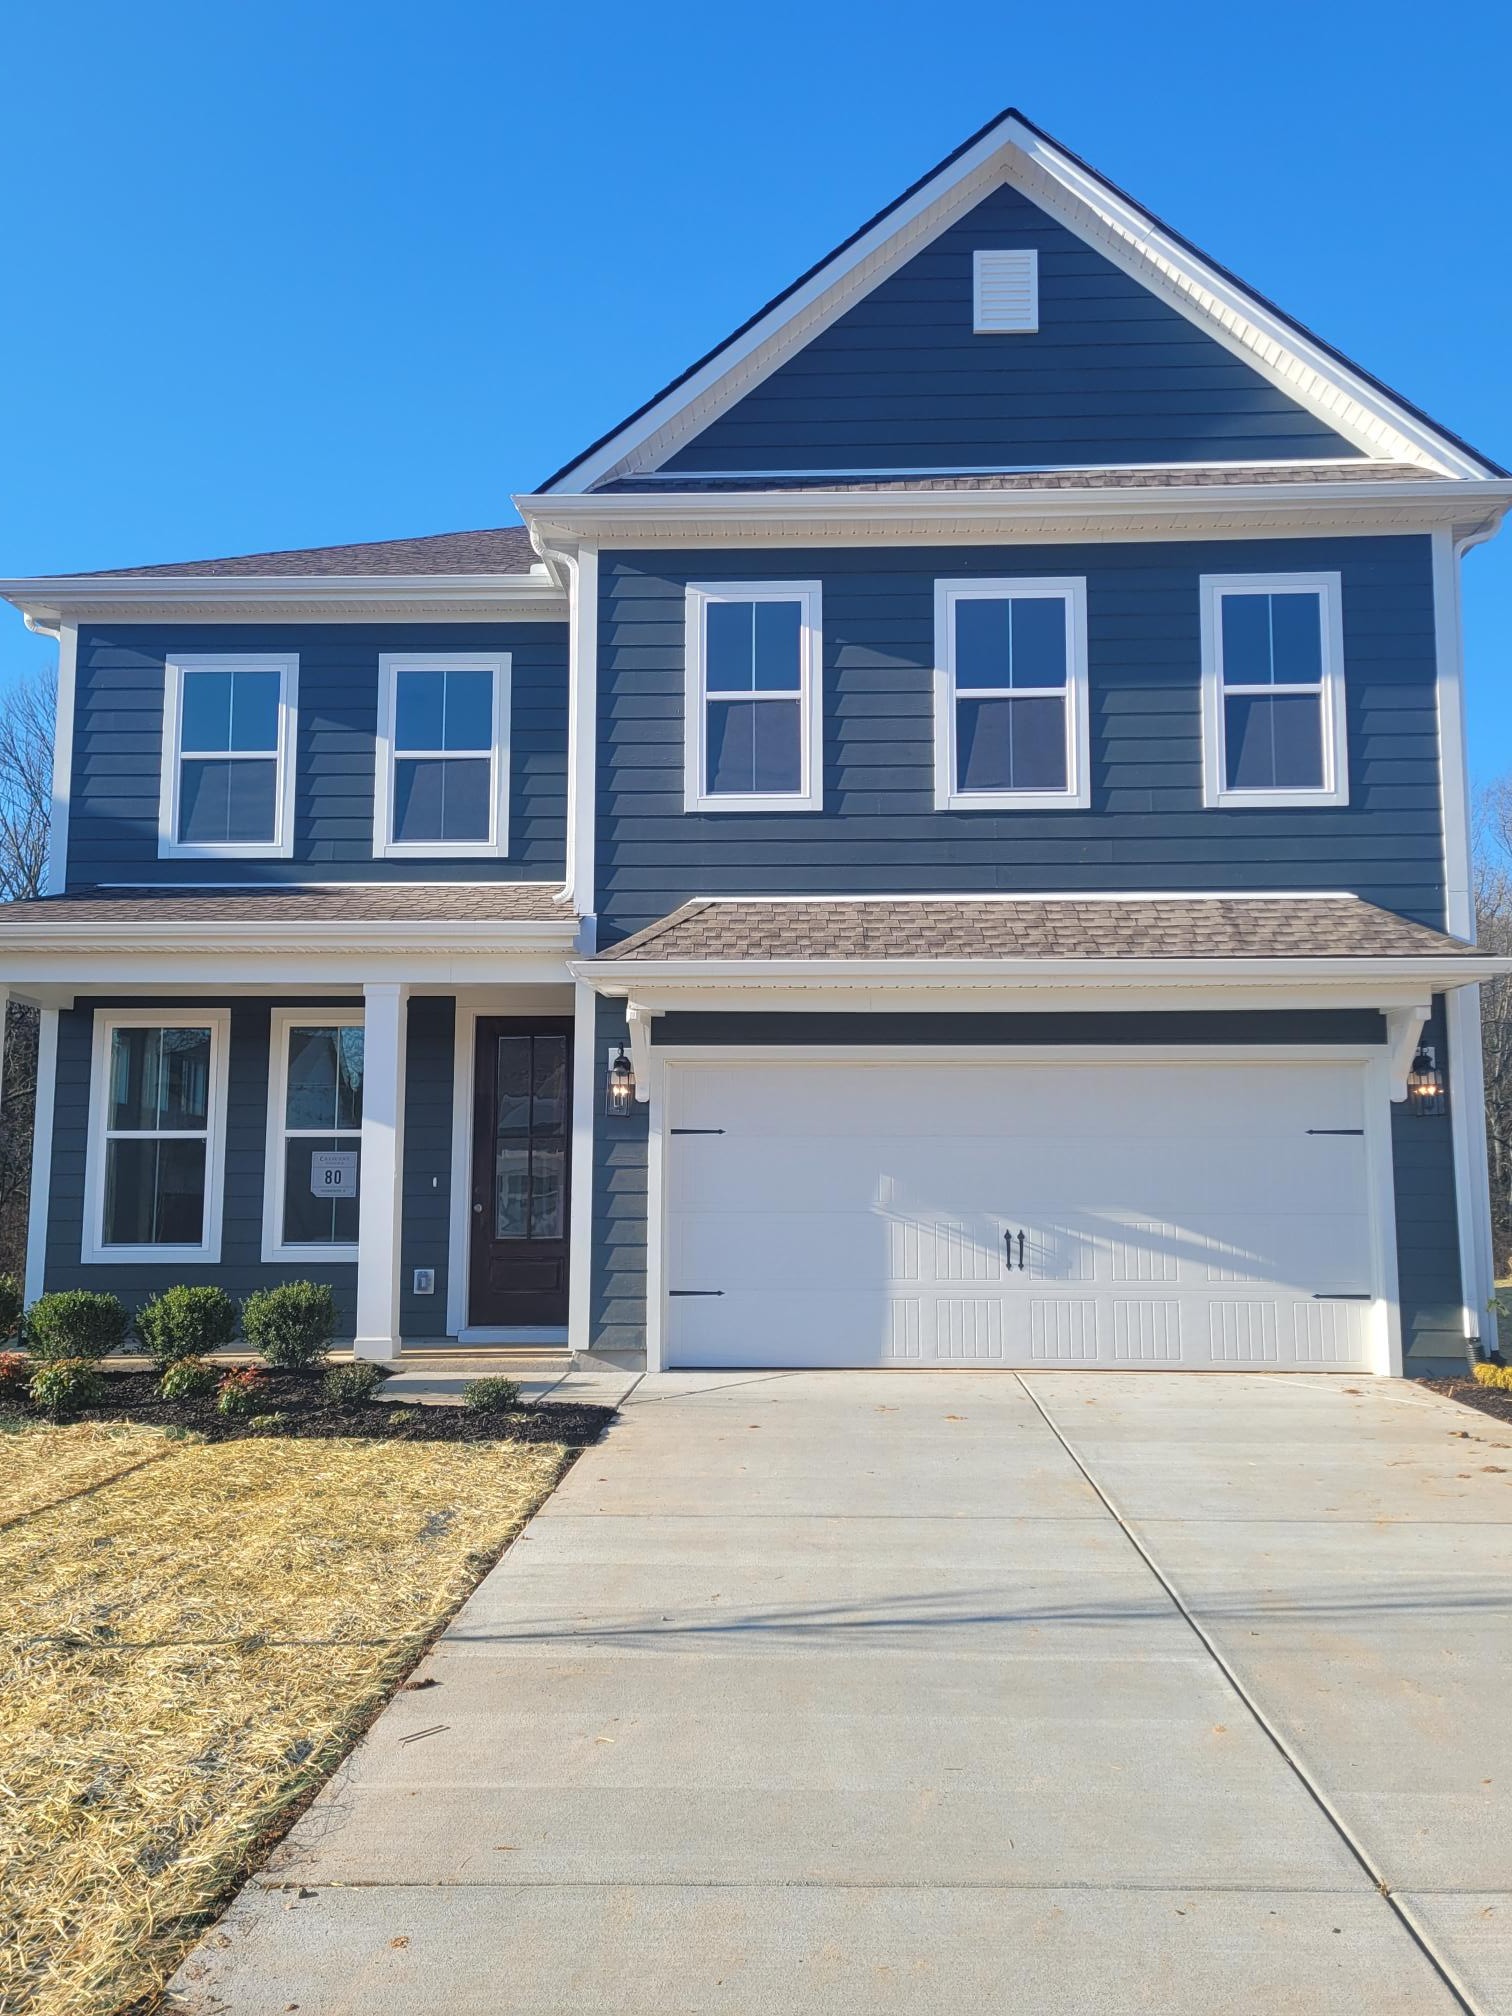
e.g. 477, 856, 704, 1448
494, 1144, 530, 1239
489, 1031, 568, 1242
532, 1036, 567, 1133
530, 1142, 565, 1241
496, 1037, 531, 1134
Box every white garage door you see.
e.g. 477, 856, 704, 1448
662, 1058, 1384, 1372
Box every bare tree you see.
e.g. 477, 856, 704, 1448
0, 659, 56, 1276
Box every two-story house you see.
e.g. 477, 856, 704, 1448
2, 107, 1508, 1380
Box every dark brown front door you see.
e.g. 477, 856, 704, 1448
469, 1018, 572, 1327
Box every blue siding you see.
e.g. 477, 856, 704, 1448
663, 182, 1359, 473
590, 995, 647, 1356
67, 622, 567, 889
1391, 996, 1465, 1370
596, 536, 1444, 944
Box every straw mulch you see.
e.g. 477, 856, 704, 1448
0, 1431, 571, 2016
0, 1422, 177, 1529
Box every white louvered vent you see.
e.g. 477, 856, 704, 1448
973, 249, 1038, 334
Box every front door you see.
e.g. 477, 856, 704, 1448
469, 1018, 572, 1327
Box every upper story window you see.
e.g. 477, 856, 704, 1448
1199, 573, 1348, 808
374, 653, 511, 858
933, 578, 1090, 810
158, 654, 297, 858
83, 1009, 230, 1264
684, 582, 823, 813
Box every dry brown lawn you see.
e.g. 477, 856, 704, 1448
0, 1426, 571, 2016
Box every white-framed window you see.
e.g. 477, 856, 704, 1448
262, 1009, 365, 1262
684, 582, 823, 813
933, 577, 1091, 810
82, 1009, 231, 1265
158, 654, 298, 858
1199, 572, 1348, 808
374, 653, 511, 858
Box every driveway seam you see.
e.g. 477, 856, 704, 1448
1014, 1372, 1480, 2016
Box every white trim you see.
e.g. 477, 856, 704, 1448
1363, 1049, 1404, 1375
644, 1047, 667, 1374
973, 248, 1038, 334
81, 1007, 231, 1265
445, 998, 477, 1341
567, 979, 598, 1356
24, 1007, 58, 1305
261, 1007, 365, 1264
932, 577, 1090, 810
373, 653, 511, 860
0, 573, 566, 631
1433, 529, 1475, 940
1446, 987, 1490, 1345
46, 625, 77, 895
683, 581, 824, 813
353, 982, 408, 1361
557, 544, 599, 917
157, 654, 298, 860
1199, 573, 1348, 809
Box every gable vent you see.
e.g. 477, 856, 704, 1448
973, 249, 1038, 334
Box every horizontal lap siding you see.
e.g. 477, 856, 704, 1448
68, 623, 567, 888
663, 183, 1357, 472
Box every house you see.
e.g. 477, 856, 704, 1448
1, 107, 1508, 1380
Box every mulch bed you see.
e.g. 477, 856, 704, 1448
0, 1367, 615, 1446
1420, 1375, 1512, 1431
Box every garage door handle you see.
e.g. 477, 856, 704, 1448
1004, 1229, 1023, 1271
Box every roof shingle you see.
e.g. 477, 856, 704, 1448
0, 882, 570, 927
598, 463, 1435, 496
59, 525, 540, 581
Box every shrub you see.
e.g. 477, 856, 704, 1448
216, 1367, 270, 1418
322, 1362, 388, 1410
1473, 1360, 1512, 1392
463, 1376, 521, 1414
0, 1273, 22, 1345
241, 1282, 337, 1370
0, 1350, 30, 1398
159, 1355, 219, 1402
25, 1290, 129, 1364
136, 1286, 239, 1368
248, 1412, 290, 1433
29, 1357, 105, 1418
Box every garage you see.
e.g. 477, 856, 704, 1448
660, 1055, 1389, 1372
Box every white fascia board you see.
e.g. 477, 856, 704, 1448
0, 573, 568, 629
517, 481, 1512, 551
544, 112, 1502, 490
573, 955, 1511, 993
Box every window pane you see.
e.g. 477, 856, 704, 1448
178, 758, 277, 845
706, 699, 801, 796
104, 1137, 206, 1246
282, 1135, 360, 1246
228, 670, 281, 751
1009, 598, 1067, 688
531, 1142, 566, 1241
1220, 594, 1274, 685
495, 1144, 530, 1239
495, 1036, 531, 1135
957, 695, 1067, 793
532, 1035, 567, 1134
706, 601, 755, 692
180, 670, 234, 751
395, 670, 446, 751
1269, 593, 1323, 684
1224, 693, 1324, 790
393, 757, 492, 843
956, 597, 1067, 691
753, 602, 801, 692
954, 598, 1012, 691
110, 1027, 211, 1131
441, 669, 494, 750
286, 1026, 364, 1130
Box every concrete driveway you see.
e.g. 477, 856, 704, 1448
170, 1371, 1512, 2015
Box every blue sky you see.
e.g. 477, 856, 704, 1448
2, 0, 1508, 778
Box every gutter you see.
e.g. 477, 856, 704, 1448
0, 571, 569, 628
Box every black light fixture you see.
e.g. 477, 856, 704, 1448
1407, 1043, 1446, 1117
605, 1045, 635, 1117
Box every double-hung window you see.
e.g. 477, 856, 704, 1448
684, 582, 823, 812
159, 654, 297, 857
375, 653, 510, 857
1200, 573, 1347, 807
933, 578, 1090, 809
84, 1010, 230, 1264
264, 1011, 364, 1261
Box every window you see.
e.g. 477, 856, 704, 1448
491, 1029, 568, 1242
933, 578, 1090, 810
1200, 573, 1348, 808
684, 582, 823, 812
973, 249, 1038, 333
263, 1011, 365, 1261
375, 653, 510, 857
158, 655, 297, 857
83, 1010, 230, 1264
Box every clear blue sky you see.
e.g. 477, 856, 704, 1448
3, 0, 1508, 778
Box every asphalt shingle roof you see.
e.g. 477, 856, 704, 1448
60, 525, 540, 581
597, 463, 1434, 495
0, 882, 570, 926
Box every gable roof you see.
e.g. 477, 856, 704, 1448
58, 524, 540, 580
542, 109, 1504, 491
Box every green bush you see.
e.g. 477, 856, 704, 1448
322, 1362, 388, 1410
463, 1376, 521, 1414
136, 1286, 239, 1368
158, 1355, 219, 1402
0, 1350, 30, 1398
241, 1282, 337, 1370
1473, 1360, 1512, 1392
29, 1357, 105, 1418
0, 1273, 22, 1345
25, 1291, 129, 1364
216, 1367, 270, 1418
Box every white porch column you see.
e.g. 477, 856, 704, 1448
354, 982, 409, 1362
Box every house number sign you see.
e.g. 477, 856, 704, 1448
309, 1151, 359, 1198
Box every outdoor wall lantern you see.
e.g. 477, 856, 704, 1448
605, 1045, 636, 1117
1406, 1043, 1446, 1117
